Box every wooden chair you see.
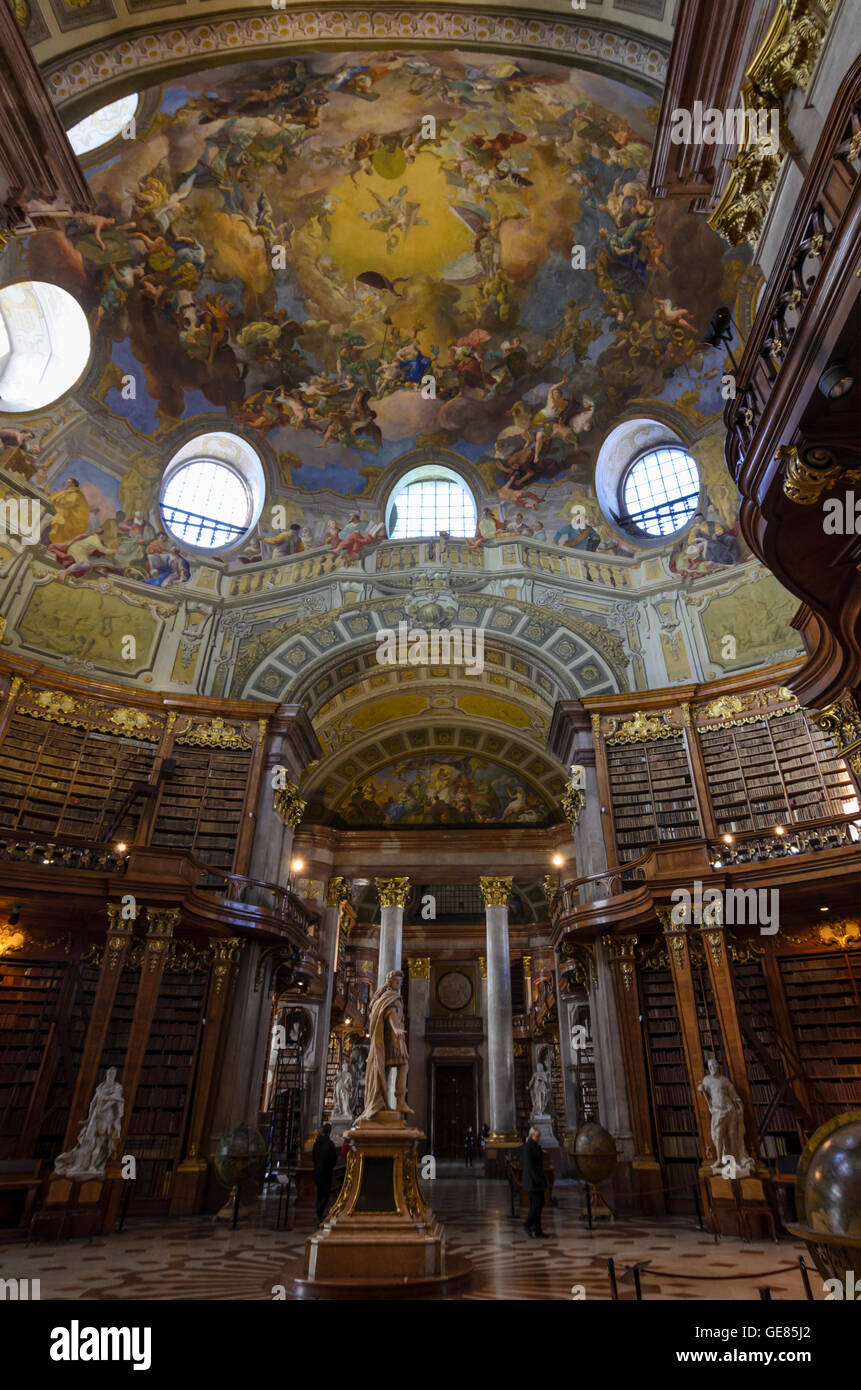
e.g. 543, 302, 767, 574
736, 1176, 778, 1243
705, 1175, 738, 1240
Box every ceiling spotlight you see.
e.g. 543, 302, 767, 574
818, 361, 854, 401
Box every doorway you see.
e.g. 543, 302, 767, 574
431, 1062, 477, 1158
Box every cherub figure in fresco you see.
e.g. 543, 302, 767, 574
359, 186, 428, 254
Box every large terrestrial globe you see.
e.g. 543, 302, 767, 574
788, 1109, 861, 1281
213, 1123, 268, 1191
569, 1121, 617, 1185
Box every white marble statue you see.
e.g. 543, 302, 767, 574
332, 1062, 355, 1118
54, 1067, 124, 1181
528, 1060, 551, 1118
698, 1058, 754, 1176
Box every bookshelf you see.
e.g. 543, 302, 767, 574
640, 966, 699, 1209
0, 956, 65, 1159
125, 970, 207, 1206
606, 736, 700, 862
732, 958, 799, 1157
778, 952, 861, 1125
0, 713, 154, 843
698, 711, 856, 835
149, 745, 253, 870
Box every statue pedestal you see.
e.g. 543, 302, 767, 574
530, 1115, 560, 1149
328, 1114, 354, 1149
293, 1113, 471, 1297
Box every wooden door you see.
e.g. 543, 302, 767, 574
433, 1064, 476, 1158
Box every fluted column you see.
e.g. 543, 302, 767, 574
480, 876, 518, 1143
374, 877, 410, 987
306, 877, 351, 1132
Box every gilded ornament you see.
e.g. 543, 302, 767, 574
479, 875, 513, 907
101, 706, 162, 740
522, 954, 532, 978
809, 690, 861, 753
704, 695, 744, 721
274, 782, 306, 830
326, 875, 351, 906
407, 956, 431, 979
817, 919, 861, 948
606, 709, 675, 744
176, 715, 251, 749
602, 934, 637, 962
375, 876, 410, 908
703, 929, 724, 968
542, 874, 558, 904
778, 445, 843, 504
23, 687, 87, 727
478, 955, 487, 979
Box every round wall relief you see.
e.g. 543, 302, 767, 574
436, 970, 473, 1012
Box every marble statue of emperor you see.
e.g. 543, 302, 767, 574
359, 970, 413, 1121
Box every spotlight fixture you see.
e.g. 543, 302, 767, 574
818, 361, 855, 401
552, 854, 564, 867
774, 826, 785, 836
116, 841, 127, 854
820, 905, 829, 912
291, 858, 304, 873
722, 833, 734, 844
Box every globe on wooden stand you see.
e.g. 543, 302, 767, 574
569, 1121, 618, 1222
212, 1123, 267, 1228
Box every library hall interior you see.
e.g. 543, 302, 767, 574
1, 0, 861, 1311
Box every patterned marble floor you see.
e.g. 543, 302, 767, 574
0, 1172, 819, 1301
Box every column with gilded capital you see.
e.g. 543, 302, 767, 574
480, 876, 518, 1146
306, 877, 352, 1132
375, 877, 410, 987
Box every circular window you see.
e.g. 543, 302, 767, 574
0, 281, 90, 412
160, 432, 265, 552
386, 465, 477, 539
66, 94, 139, 157
622, 446, 700, 537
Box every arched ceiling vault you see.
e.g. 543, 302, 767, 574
18, 4, 674, 119
231, 595, 626, 705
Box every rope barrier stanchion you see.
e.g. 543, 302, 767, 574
758, 1287, 773, 1300
798, 1255, 815, 1301
607, 1256, 619, 1301
692, 1181, 705, 1230
585, 1182, 593, 1231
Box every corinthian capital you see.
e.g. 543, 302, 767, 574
479, 875, 513, 908
375, 876, 411, 908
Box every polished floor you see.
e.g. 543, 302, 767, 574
2, 1169, 819, 1301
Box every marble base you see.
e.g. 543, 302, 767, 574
328, 1115, 354, 1148
530, 1115, 560, 1149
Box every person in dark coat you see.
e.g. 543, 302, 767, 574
312, 1122, 337, 1223
464, 1126, 476, 1168
522, 1126, 548, 1238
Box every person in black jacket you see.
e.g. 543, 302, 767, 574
522, 1126, 548, 1238
464, 1126, 476, 1167
312, 1122, 337, 1223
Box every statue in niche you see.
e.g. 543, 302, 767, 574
332, 1062, 355, 1118
698, 1058, 754, 1176
54, 1068, 124, 1181
358, 970, 412, 1122
528, 1059, 551, 1118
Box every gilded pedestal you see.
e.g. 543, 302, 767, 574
304, 1113, 442, 1281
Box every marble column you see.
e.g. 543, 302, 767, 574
406, 957, 430, 1131
305, 878, 350, 1133
480, 876, 518, 1142
374, 877, 410, 987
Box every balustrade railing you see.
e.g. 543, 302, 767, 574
0, 834, 129, 873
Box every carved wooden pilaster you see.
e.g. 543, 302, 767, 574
658, 912, 713, 1165
171, 937, 242, 1214
697, 923, 760, 1160
61, 905, 135, 1149
603, 936, 659, 1171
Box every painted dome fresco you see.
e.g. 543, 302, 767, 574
0, 47, 802, 698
